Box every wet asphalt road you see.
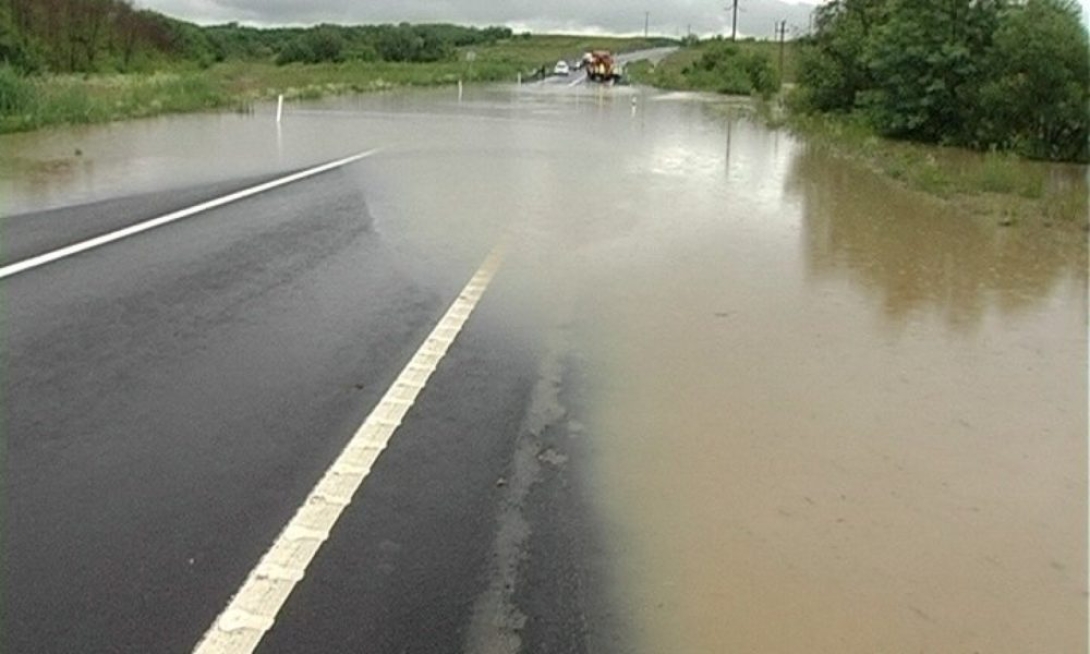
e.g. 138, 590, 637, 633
2, 165, 614, 653
5, 47, 1087, 654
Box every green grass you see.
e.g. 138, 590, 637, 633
0, 70, 229, 132
0, 59, 513, 133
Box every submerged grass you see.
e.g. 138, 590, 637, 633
787, 112, 1087, 226
631, 44, 1085, 225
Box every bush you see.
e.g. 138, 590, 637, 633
276, 27, 345, 65
975, 0, 1089, 161
796, 0, 1090, 162
684, 43, 780, 97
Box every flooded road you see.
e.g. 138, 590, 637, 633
3, 83, 1086, 653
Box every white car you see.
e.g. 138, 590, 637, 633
553, 60, 570, 76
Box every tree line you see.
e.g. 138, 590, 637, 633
1, 0, 188, 71
262, 23, 514, 65
795, 0, 1090, 162
0, 0, 515, 73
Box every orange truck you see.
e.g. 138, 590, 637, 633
583, 50, 623, 83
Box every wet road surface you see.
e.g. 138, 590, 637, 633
2, 78, 1087, 654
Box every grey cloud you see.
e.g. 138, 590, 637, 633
137, 0, 821, 38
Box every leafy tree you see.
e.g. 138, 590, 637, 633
374, 23, 453, 63
860, 0, 1002, 143
0, 6, 40, 72
275, 37, 312, 65
797, 0, 889, 112
276, 26, 345, 65
976, 0, 1089, 160
683, 43, 779, 97
796, 0, 1090, 162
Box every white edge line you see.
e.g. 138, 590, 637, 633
0, 149, 381, 281
191, 244, 506, 654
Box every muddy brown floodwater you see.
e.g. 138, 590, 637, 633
2, 82, 1086, 653
567, 108, 1088, 652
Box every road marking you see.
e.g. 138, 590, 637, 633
192, 244, 506, 654
0, 149, 381, 281
567, 75, 585, 88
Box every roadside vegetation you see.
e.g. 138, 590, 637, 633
794, 0, 1089, 164
627, 38, 792, 98
786, 0, 1089, 225
791, 112, 1088, 226
0, 0, 672, 133
1, 0, 1085, 225
628, 0, 1088, 224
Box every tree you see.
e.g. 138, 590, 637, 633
305, 26, 344, 63
684, 43, 779, 97
797, 0, 890, 112
975, 0, 1089, 161
794, 0, 1090, 162
0, 0, 40, 72
859, 0, 1001, 143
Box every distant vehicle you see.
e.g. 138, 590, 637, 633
585, 51, 622, 83
553, 60, 570, 76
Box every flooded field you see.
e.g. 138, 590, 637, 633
2, 82, 1086, 653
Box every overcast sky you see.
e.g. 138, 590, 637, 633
135, 0, 1090, 37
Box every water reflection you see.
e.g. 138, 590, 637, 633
577, 97, 1086, 654
787, 144, 1089, 331
0, 84, 1084, 654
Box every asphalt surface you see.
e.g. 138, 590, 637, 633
533, 46, 677, 88
3, 163, 618, 652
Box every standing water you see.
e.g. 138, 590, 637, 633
1, 83, 1085, 653
569, 102, 1087, 653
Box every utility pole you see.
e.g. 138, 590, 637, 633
776, 20, 787, 79
730, 0, 739, 41
644, 11, 650, 37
